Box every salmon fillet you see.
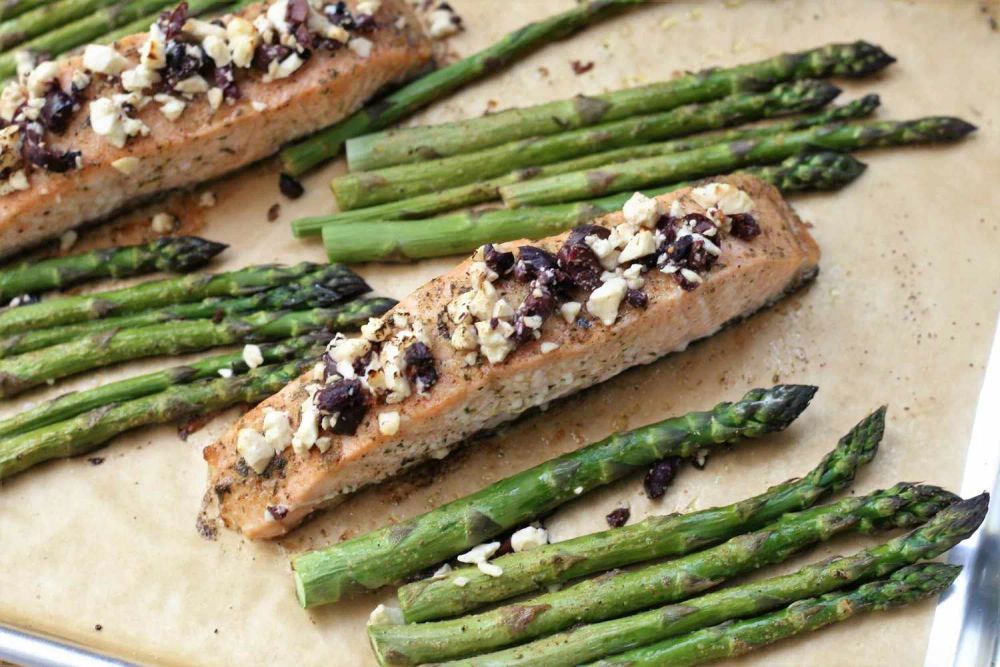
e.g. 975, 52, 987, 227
0, 0, 432, 256
204, 174, 820, 539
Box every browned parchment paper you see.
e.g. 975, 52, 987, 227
1, 1, 999, 665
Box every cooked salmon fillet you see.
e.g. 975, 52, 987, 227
204, 175, 820, 539
0, 0, 432, 256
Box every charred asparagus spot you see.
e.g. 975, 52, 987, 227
397, 406, 886, 623
320, 152, 867, 264
0, 237, 227, 302
280, 0, 646, 175
292, 94, 879, 237
330, 80, 843, 210
290, 385, 818, 608
0, 297, 395, 397
341, 41, 894, 174
0, 349, 326, 480
369, 483, 964, 665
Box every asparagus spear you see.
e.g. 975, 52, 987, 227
0, 350, 325, 479
0, 297, 394, 397
279, 0, 644, 176
343, 41, 894, 173
0, 0, 48, 22
0, 335, 327, 440
0, 0, 121, 51
587, 563, 962, 667
0, 264, 369, 357
501, 116, 977, 207
98, 0, 235, 44
331, 80, 842, 209
0, 237, 227, 302
0, 261, 322, 336
291, 385, 816, 608
476, 495, 988, 667
0, 0, 176, 79
293, 95, 879, 236
321, 152, 865, 263
368, 483, 960, 665
398, 405, 884, 623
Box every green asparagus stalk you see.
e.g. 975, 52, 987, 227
398, 405, 885, 623
343, 41, 894, 173
293, 95, 879, 237
0, 264, 369, 357
0, 0, 176, 79
0, 0, 49, 22
331, 80, 842, 209
0, 261, 322, 336
0, 297, 393, 397
436, 497, 986, 667
279, 0, 644, 176
0, 350, 326, 479
501, 116, 977, 207
369, 483, 961, 665
0, 335, 327, 440
0, 237, 227, 302
587, 563, 961, 667
321, 152, 865, 263
0, 0, 121, 51
291, 385, 817, 608
99, 0, 236, 44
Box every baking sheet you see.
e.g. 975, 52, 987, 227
1, 1, 999, 665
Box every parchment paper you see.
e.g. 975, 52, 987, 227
1, 1, 998, 665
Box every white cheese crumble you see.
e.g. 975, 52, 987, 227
573, 486, 584, 495
432, 563, 453, 579
121, 67, 160, 93
262, 408, 293, 452
559, 301, 582, 324
174, 75, 209, 96
510, 526, 549, 552
217, 368, 234, 378
617, 229, 656, 264
154, 94, 186, 121
291, 386, 321, 457
377, 410, 400, 436
82, 44, 129, 76
586, 277, 628, 326
457, 542, 501, 565
111, 156, 140, 175
59, 230, 78, 252
622, 192, 662, 228
199, 191, 217, 207
150, 212, 175, 234
26, 60, 59, 98
206, 87, 224, 111
428, 7, 460, 38
690, 182, 753, 215
236, 428, 274, 474
251, 100, 267, 112
349, 36, 373, 58
540, 341, 559, 354
367, 603, 404, 627
475, 319, 515, 364
453, 576, 470, 587
242, 344, 264, 369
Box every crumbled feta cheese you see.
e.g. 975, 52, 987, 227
174, 75, 209, 95
680, 268, 703, 284
510, 526, 549, 552
265, 0, 290, 33
622, 192, 662, 228
453, 576, 470, 587
522, 315, 543, 330
585, 233, 620, 271
271, 52, 304, 79
251, 100, 267, 112
457, 542, 501, 565
26, 61, 60, 98
150, 212, 175, 234
690, 182, 753, 215
111, 156, 140, 175
6, 169, 28, 191
559, 301, 581, 324
198, 34, 230, 68
432, 564, 453, 579
315, 436, 332, 453
428, 8, 460, 38
450, 323, 478, 351
14, 51, 36, 83
154, 93, 186, 121
199, 191, 217, 207
236, 428, 274, 473
573, 486, 584, 495
121, 67, 160, 92
478, 562, 503, 577
622, 264, 645, 290
475, 319, 515, 364
359, 317, 390, 342
185, 18, 226, 40
59, 230, 78, 252
330, 337, 371, 364
492, 298, 515, 321
89, 97, 127, 147
242, 344, 264, 369
356, 0, 382, 14
291, 389, 320, 456
349, 36, 373, 58
617, 229, 656, 264
367, 603, 404, 627
377, 411, 400, 436
206, 87, 224, 111
217, 368, 234, 378
227, 15, 256, 38
83, 45, 129, 75
540, 341, 559, 354
586, 277, 627, 326
262, 408, 293, 452
0, 84, 26, 123
140, 34, 166, 70
325, 23, 349, 42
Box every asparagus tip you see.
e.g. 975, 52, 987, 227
159, 236, 229, 272
741, 384, 818, 433
850, 40, 897, 76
